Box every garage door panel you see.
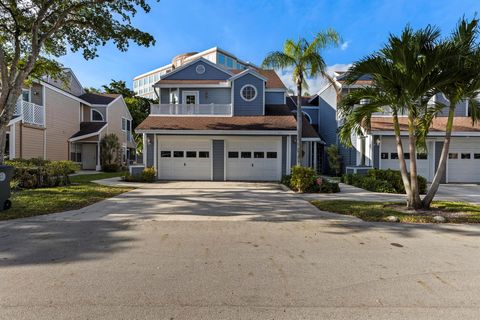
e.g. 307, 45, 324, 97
226, 137, 281, 181
447, 139, 480, 183
158, 138, 211, 180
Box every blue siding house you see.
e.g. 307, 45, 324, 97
135, 57, 321, 181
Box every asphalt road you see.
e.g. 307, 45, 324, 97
1, 182, 480, 319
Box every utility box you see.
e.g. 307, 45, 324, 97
0, 165, 13, 211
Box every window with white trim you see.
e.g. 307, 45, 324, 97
196, 64, 206, 74
92, 109, 104, 121
241, 85, 257, 102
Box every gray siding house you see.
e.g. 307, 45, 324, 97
134, 57, 321, 181
309, 73, 480, 183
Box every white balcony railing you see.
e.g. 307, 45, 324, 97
150, 103, 232, 116
15, 100, 45, 127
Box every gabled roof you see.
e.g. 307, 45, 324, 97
287, 96, 319, 108
158, 57, 233, 81
79, 93, 121, 105
231, 69, 286, 89
228, 68, 268, 82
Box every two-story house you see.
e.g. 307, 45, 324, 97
135, 57, 321, 181
308, 73, 480, 183
5, 68, 136, 170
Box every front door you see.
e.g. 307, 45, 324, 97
82, 144, 97, 170
182, 91, 199, 105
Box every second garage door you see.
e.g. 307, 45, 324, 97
447, 139, 480, 183
226, 137, 282, 181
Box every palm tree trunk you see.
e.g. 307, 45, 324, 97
296, 84, 303, 166
422, 104, 455, 208
392, 113, 413, 207
407, 114, 422, 209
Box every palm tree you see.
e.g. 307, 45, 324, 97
421, 17, 480, 208
339, 25, 452, 209
262, 29, 341, 165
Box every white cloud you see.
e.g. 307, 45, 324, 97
278, 63, 352, 95
340, 41, 350, 51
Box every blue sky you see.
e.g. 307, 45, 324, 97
59, 0, 480, 93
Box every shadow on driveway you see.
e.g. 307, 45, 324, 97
0, 220, 134, 266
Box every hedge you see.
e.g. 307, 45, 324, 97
5, 158, 79, 189
341, 169, 427, 194
282, 166, 340, 193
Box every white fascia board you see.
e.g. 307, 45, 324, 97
158, 57, 233, 81
7, 116, 22, 126
155, 83, 231, 88
106, 95, 133, 120
302, 137, 325, 144
135, 129, 297, 136
228, 68, 268, 82
68, 123, 108, 142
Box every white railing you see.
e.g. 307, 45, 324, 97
150, 103, 232, 116
15, 100, 45, 127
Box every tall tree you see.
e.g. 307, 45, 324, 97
262, 29, 341, 166
0, 0, 158, 164
339, 25, 452, 209
421, 17, 480, 208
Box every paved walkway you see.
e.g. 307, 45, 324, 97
302, 183, 480, 204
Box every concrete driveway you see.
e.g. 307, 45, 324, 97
1, 182, 480, 319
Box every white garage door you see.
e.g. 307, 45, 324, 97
226, 137, 281, 181
157, 137, 211, 180
379, 138, 432, 181
447, 139, 480, 183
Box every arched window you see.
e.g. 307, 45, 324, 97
92, 109, 104, 122
302, 111, 312, 124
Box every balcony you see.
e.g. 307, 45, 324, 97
15, 100, 45, 127
150, 103, 232, 116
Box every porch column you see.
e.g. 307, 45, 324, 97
96, 141, 101, 171
314, 142, 318, 172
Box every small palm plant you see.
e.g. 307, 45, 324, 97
262, 30, 341, 165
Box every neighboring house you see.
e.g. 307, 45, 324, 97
133, 47, 257, 99
309, 72, 480, 183
135, 57, 321, 181
5, 68, 136, 170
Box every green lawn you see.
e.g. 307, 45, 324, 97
3, 172, 133, 221
311, 200, 480, 223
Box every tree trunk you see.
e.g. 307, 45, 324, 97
296, 84, 303, 166
422, 103, 455, 208
392, 113, 413, 207
406, 114, 422, 209
0, 90, 21, 165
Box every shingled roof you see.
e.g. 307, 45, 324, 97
70, 122, 107, 140
136, 104, 319, 139
369, 116, 480, 134
79, 93, 120, 105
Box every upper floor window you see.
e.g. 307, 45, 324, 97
92, 109, 104, 122
22, 89, 30, 102
218, 54, 226, 65
241, 85, 257, 102
226, 57, 234, 68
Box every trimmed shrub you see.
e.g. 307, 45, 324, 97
5, 158, 79, 189
282, 168, 340, 193
341, 169, 427, 194
123, 167, 156, 183
290, 166, 317, 193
